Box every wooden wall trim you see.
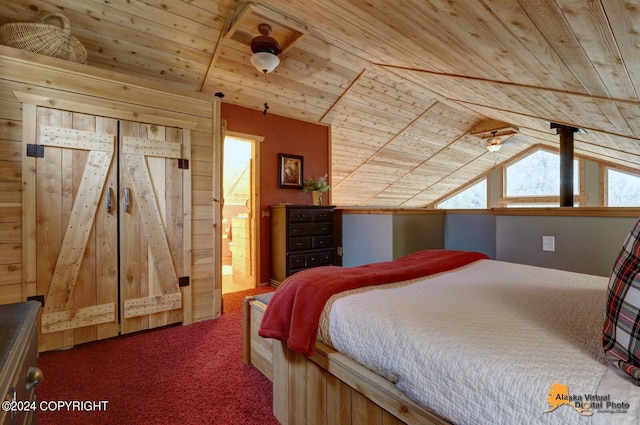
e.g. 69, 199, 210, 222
21, 103, 36, 300
338, 207, 640, 218
12, 91, 207, 131
182, 129, 193, 325
0, 45, 212, 103
1, 47, 212, 129
445, 207, 640, 217
212, 101, 223, 317
336, 208, 445, 215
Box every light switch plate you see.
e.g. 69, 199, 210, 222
542, 235, 555, 252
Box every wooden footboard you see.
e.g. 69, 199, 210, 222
272, 339, 452, 425
242, 295, 273, 381
242, 295, 450, 425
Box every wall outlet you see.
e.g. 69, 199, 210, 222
542, 235, 555, 252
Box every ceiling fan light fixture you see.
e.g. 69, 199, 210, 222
486, 131, 502, 152
250, 23, 281, 74
486, 141, 502, 152
250, 51, 280, 73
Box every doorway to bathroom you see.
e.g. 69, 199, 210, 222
222, 134, 260, 294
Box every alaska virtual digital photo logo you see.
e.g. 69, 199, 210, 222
545, 383, 630, 418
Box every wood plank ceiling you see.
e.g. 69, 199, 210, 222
1, 0, 639, 206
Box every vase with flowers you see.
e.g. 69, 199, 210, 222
303, 173, 330, 205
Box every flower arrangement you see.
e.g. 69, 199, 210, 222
303, 173, 331, 192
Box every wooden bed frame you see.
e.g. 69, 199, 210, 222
242, 295, 451, 425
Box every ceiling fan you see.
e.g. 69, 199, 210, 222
248, 22, 281, 115
485, 131, 508, 152
249, 23, 281, 74
470, 120, 520, 152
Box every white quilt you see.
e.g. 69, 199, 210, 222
318, 259, 640, 425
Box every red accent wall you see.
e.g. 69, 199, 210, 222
221, 103, 330, 284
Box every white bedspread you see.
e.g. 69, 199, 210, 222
318, 259, 640, 425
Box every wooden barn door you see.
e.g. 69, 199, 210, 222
118, 120, 188, 334
34, 107, 119, 352
29, 107, 190, 351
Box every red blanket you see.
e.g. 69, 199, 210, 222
258, 249, 488, 355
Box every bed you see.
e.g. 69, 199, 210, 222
243, 249, 640, 425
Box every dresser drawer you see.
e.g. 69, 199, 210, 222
291, 252, 321, 268
289, 250, 335, 272
4, 327, 38, 425
289, 222, 314, 236
289, 253, 307, 269
305, 252, 321, 267
311, 208, 332, 222
288, 208, 312, 222
312, 221, 333, 235
1, 301, 41, 425
318, 250, 334, 265
312, 235, 333, 249
289, 236, 312, 251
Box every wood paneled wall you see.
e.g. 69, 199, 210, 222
0, 45, 219, 323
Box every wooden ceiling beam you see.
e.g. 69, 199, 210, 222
320, 68, 367, 123
200, 8, 237, 92
332, 100, 439, 191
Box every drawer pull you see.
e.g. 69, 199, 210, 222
25, 367, 44, 390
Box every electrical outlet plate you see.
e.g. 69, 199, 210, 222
542, 236, 555, 252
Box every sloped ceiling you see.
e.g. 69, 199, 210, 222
1, 0, 639, 206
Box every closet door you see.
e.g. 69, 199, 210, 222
34, 107, 119, 352
119, 121, 188, 334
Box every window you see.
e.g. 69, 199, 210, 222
501, 149, 581, 207
437, 179, 487, 209
607, 168, 640, 206
505, 150, 578, 196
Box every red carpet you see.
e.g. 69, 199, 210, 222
36, 287, 277, 425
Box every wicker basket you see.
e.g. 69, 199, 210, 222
0, 13, 87, 64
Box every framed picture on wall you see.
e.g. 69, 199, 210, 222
279, 153, 303, 189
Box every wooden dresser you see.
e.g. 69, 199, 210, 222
270, 205, 336, 285
1, 301, 42, 425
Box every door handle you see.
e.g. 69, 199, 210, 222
106, 186, 112, 213
124, 187, 130, 213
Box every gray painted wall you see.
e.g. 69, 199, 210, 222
445, 214, 496, 259
341, 213, 446, 266
496, 215, 635, 276
392, 214, 445, 258
342, 210, 638, 277
341, 214, 393, 267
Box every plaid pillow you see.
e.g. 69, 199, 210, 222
603, 218, 640, 384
